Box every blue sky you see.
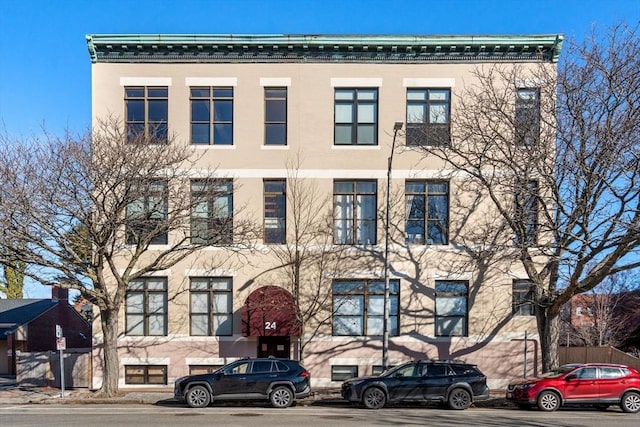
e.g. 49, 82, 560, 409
0, 0, 638, 297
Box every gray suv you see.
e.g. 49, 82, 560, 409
174, 357, 311, 408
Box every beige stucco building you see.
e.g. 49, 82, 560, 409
87, 33, 562, 390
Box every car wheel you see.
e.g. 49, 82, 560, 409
537, 390, 560, 412
362, 387, 386, 409
447, 388, 471, 410
270, 386, 294, 408
620, 391, 640, 413
186, 385, 211, 408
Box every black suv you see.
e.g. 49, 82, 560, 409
341, 360, 489, 409
174, 357, 311, 408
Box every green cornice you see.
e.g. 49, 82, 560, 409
86, 33, 563, 64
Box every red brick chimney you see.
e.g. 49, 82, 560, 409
51, 286, 69, 301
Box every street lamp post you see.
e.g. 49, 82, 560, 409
383, 121, 404, 371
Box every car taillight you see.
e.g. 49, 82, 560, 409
300, 370, 310, 377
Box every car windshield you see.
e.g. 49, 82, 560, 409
540, 365, 580, 378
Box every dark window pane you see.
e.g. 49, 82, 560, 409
127, 100, 145, 121
265, 88, 286, 98
265, 124, 286, 145
148, 87, 168, 97
213, 88, 233, 98
192, 124, 210, 144
192, 100, 210, 122
148, 100, 167, 122
266, 100, 286, 121
126, 87, 144, 97
191, 87, 210, 98
214, 123, 233, 145
214, 100, 233, 121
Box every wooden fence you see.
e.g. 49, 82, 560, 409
559, 346, 640, 371
16, 349, 91, 388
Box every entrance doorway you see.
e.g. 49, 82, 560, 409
258, 336, 290, 358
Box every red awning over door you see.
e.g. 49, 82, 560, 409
241, 285, 301, 337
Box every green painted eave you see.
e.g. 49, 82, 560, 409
86, 33, 563, 64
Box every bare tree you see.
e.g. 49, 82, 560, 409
0, 117, 257, 395
560, 272, 635, 347
247, 154, 353, 365
416, 23, 640, 371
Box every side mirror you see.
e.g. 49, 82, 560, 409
565, 373, 577, 381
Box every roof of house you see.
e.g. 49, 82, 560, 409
0, 299, 57, 339
86, 33, 563, 64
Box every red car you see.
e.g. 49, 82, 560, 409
506, 363, 640, 413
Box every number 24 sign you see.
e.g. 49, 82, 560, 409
264, 321, 277, 330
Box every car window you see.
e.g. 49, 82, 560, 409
251, 361, 273, 373
450, 364, 476, 376
599, 367, 624, 379
225, 361, 250, 375
275, 361, 290, 372
394, 364, 419, 377
425, 364, 449, 377
576, 367, 597, 379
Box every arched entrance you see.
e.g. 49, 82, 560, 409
241, 286, 301, 359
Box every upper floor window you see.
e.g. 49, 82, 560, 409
515, 88, 540, 145
264, 179, 286, 244
125, 86, 168, 143
332, 279, 399, 336
126, 277, 168, 336
126, 180, 168, 245
514, 180, 538, 246
405, 181, 449, 245
406, 88, 450, 146
265, 88, 287, 145
190, 87, 233, 145
334, 88, 378, 145
512, 280, 535, 316
191, 180, 233, 245
190, 277, 233, 336
333, 180, 377, 245
435, 280, 468, 337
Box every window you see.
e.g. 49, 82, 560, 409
334, 88, 378, 145
190, 87, 233, 145
126, 180, 168, 245
332, 279, 399, 336
223, 361, 250, 375
515, 88, 540, 145
405, 181, 449, 245
125, 365, 167, 385
189, 365, 223, 375
190, 277, 233, 336
125, 86, 168, 143
514, 180, 538, 246
265, 88, 287, 145
191, 180, 233, 244
334, 180, 377, 245
435, 280, 468, 337
512, 280, 535, 316
126, 277, 168, 336
332, 365, 358, 381
264, 180, 286, 244
406, 88, 451, 146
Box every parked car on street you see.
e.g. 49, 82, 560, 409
506, 363, 640, 413
341, 359, 490, 409
174, 357, 311, 408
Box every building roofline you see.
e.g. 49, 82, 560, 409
86, 33, 563, 64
